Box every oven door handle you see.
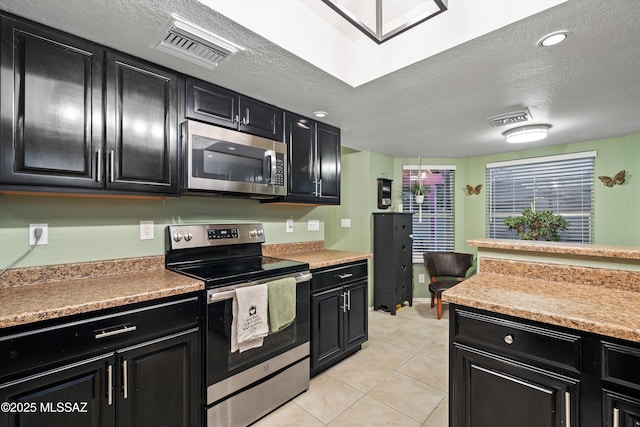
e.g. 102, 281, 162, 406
207, 272, 312, 304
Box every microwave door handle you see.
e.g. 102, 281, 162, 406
264, 150, 277, 185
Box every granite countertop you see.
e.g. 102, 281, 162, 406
0, 257, 204, 329
263, 241, 372, 270
468, 238, 640, 260
443, 272, 640, 343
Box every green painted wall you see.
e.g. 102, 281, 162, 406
0, 194, 324, 269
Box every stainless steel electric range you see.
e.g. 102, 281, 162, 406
165, 223, 311, 427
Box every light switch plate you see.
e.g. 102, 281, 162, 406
341, 218, 351, 228
307, 220, 320, 231
140, 220, 154, 240
418, 274, 425, 283
286, 219, 294, 233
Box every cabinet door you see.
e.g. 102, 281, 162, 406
604, 390, 640, 427
239, 96, 283, 141
0, 17, 103, 189
105, 53, 178, 194
116, 328, 200, 427
451, 343, 578, 427
284, 113, 316, 202
315, 122, 340, 204
344, 280, 368, 350
0, 354, 113, 427
185, 77, 238, 129
311, 288, 344, 373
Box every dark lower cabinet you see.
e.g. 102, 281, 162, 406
0, 355, 110, 427
117, 329, 200, 427
450, 305, 640, 427
452, 343, 578, 427
310, 261, 368, 376
0, 296, 201, 427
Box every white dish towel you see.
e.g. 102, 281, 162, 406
231, 284, 269, 353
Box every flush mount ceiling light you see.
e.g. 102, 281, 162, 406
321, 0, 448, 44
313, 111, 328, 118
538, 31, 569, 47
503, 125, 551, 143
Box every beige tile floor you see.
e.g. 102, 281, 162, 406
253, 299, 449, 427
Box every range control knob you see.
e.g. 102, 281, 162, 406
184, 232, 193, 241
257, 229, 264, 237
249, 229, 257, 238
173, 232, 183, 242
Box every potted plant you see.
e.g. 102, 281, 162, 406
412, 181, 425, 204
503, 207, 569, 241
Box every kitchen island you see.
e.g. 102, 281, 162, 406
443, 238, 640, 427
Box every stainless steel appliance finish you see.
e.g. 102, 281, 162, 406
165, 223, 311, 427
181, 120, 287, 198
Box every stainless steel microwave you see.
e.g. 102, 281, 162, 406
181, 120, 287, 198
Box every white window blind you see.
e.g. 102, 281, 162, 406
486, 152, 595, 242
402, 165, 456, 262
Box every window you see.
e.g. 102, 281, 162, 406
486, 151, 595, 242
402, 165, 456, 262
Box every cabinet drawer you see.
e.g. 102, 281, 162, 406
454, 309, 581, 372
312, 261, 368, 293
602, 341, 640, 391
0, 296, 200, 381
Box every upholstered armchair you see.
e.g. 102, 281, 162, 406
423, 252, 475, 319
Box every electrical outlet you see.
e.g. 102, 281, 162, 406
140, 220, 154, 240
341, 218, 351, 228
29, 223, 48, 246
286, 219, 294, 233
418, 274, 425, 283
307, 220, 320, 231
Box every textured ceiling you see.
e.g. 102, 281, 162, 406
1, 0, 639, 158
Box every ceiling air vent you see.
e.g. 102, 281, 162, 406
154, 16, 244, 69
487, 108, 532, 127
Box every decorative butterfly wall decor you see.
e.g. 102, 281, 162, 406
598, 170, 626, 187
465, 184, 482, 195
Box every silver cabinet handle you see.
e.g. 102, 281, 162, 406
95, 324, 137, 340
337, 273, 353, 280
347, 290, 351, 311
341, 291, 347, 313
107, 364, 113, 406
123, 360, 128, 399
504, 334, 514, 345
318, 178, 323, 197
109, 150, 115, 182
234, 115, 239, 123
565, 391, 571, 427
96, 148, 102, 183
613, 408, 619, 427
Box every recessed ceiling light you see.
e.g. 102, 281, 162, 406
503, 125, 551, 143
313, 111, 328, 118
538, 31, 569, 47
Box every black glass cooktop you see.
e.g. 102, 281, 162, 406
171, 256, 309, 288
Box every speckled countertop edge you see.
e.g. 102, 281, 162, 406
468, 238, 640, 260
443, 272, 640, 343
264, 241, 371, 269
0, 269, 204, 329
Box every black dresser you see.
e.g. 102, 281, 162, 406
372, 212, 413, 315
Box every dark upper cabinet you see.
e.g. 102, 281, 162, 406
105, 53, 178, 194
185, 77, 283, 141
281, 112, 341, 205
0, 15, 178, 196
0, 16, 103, 189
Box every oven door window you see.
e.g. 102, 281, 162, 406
192, 135, 269, 185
